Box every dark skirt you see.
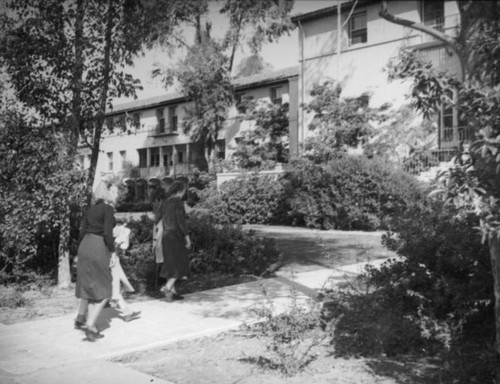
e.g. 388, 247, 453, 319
160, 230, 189, 279
75, 234, 112, 301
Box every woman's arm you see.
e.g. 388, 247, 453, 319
78, 208, 88, 245
103, 204, 116, 253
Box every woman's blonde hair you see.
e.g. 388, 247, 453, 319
92, 182, 114, 204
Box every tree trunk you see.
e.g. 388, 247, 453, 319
57, 206, 72, 289
57, 0, 85, 288
86, 0, 115, 204
490, 235, 500, 382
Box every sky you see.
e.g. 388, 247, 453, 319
116, 0, 336, 104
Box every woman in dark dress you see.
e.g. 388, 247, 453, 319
74, 182, 118, 341
155, 181, 191, 302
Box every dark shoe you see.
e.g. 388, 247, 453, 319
123, 311, 141, 322
84, 327, 104, 342
74, 320, 85, 330
163, 290, 175, 302
173, 293, 184, 300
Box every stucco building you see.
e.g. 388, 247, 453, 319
78, 66, 298, 196
292, 0, 468, 157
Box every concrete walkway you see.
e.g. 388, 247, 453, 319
0, 259, 387, 384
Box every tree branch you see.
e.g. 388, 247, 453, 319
379, 0, 458, 49
379, 0, 465, 80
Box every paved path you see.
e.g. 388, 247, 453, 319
0, 259, 388, 384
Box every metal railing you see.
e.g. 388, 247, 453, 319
442, 126, 476, 144
403, 13, 460, 47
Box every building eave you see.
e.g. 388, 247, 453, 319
291, 0, 381, 24
106, 66, 299, 116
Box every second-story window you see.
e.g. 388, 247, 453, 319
422, 0, 444, 30
156, 108, 165, 133
107, 152, 113, 171
150, 147, 160, 167
132, 112, 140, 128
106, 117, 113, 131
138, 148, 147, 168
271, 87, 283, 105
169, 106, 178, 132
118, 114, 126, 130
349, 11, 367, 45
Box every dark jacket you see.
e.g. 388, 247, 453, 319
157, 196, 188, 236
79, 201, 116, 252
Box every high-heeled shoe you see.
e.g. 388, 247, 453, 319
123, 311, 141, 322
84, 327, 104, 342
74, 319, 85, 330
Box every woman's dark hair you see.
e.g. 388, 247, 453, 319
169, 181, 186, 195
149, 184, 166, 203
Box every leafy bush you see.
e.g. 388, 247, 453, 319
285, 156, 424, 230
320, 201, 495, 383
120, 211, 281, 293
245, 285, 331, 376
188, 210, 281, 275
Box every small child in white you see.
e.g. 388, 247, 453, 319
112, 223, 141, 322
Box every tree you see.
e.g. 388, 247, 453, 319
234, 53, 274, 78
229, 101, 289, 170
303, 81, 375, 163
0, 96, 87, 282
380, 0, 500, 378
0, 0, 191, 287
151, 0, 295, 174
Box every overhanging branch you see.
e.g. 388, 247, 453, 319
379, 1, 459, 51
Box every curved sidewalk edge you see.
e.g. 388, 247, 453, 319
0, 258, 389, 384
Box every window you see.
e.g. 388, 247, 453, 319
439, 90, 458, 144
349, 11, 367, 45
106, 117, 113, 130
271, 87, 283, 105
150, 147, 160, 167
156, 108, 165, 133
132, 112, 140, 128
235, 93, 246, 113
107, 152, 113, 171
163, 153, 169, 168
169, 106, 178, 132
118, 114, 126, 129
138, 148, 147, 168
217, 140, 226, 160
177, 151, 184, 164
120, 150, 127, 169
422, 0, 444, 30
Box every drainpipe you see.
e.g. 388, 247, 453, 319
337, 0, 342, 84
298, 20, 305, 155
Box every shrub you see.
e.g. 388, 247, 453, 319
245, 285, 331, 376
188, 210, 281, 276
119, 211, 281, 293
321, 201, 495, 383
284, 155, 424, 230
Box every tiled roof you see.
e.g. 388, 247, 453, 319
232, 65, 298, 89
107, 66, 299, 115
291, 0, 380, 23
107, 92, 184, 115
